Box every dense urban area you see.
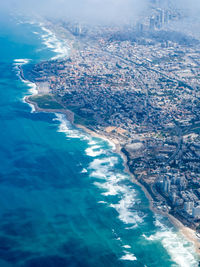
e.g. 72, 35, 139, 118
25, 0, 200, 232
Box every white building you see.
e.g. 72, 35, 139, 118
184, 201, 194, 215
192, 206, 200, 218
163, 177, 171, 194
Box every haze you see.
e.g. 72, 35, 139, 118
1, 0, 200, 25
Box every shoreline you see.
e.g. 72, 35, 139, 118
77, 123, 200, 255
24, 93, 200, 255
19, 21, 200, 256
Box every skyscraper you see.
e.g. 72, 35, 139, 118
163, 176, 171, 194
149, 17, 155, 31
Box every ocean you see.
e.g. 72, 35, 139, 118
0, 14, 199, 267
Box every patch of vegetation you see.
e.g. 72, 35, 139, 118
29, 95, 63, 109
66, 106, 96, 126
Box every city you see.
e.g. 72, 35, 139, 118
25, 1, 200, 232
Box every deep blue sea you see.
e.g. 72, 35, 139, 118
0, 14, 199, 267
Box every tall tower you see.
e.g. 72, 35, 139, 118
163, 176, 171, 194
136, 23, 144, 34
74, 23, 82, 36
171, 192, 176, 205
149, 17, 155, 31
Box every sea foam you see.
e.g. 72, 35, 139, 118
89, 155, 144, 228
85, 145, 104, 157
120, 251, 137, 261
143, 215, 199, 267
55, 113, 144, 228
40, 24, 69, 60
13, 58, 37, 112
54, 113, 90, 141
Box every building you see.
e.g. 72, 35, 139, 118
73, 23, 82, 36
178, 176, 187, 190
163, 176, 171, 194
158, 9, 165, 26
149, 17, 155, 31
164, 10, 169, 24
192, 206, 200, 219
184, 201, 194, 215
171, 191, 176, 205
136, 23, 144, 33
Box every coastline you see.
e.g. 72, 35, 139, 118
19, 20, 200, 258
77, 123, 200, 255
24, 92, 200, 255
24, 95, 74, 122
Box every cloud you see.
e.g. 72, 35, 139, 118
175, 0, 200, 16
1, 0, 149, 25
1, 0, 200, 26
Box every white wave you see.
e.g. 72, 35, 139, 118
22, 96, 35, 113
90, 171, 107, 180
81, 168, 88, 174
85, 146, 104, 157
19, 20, 69, 60
125, 225, 138, 230
143, 216, 199, 267
89, 157, 118, 171
89, 157, 120, 181
88, 140, 97, 145
54, 113, 89, 140
96, 137, 116, 151
13, 58, 37, 112
13, 58, 30, 65
110, 186, 144, 225
23, 80, 37, 95
22, 81, 37, 112
13, 58, 30, 79
98, 201, 107, 204
122, 245, 131, 249
40, 25, 69, 60
94, 180, 123, 196
142, 234, 154, 241
89, 156, 144, 227
90, 145, 100, 150
120, 251, 137, 261
107, 140, 116, 150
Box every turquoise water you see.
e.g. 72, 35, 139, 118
0, 15, 199, 267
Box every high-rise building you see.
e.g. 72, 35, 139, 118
149, 17, 155, 31
171, 192, 176, 205
184, 201, 194, 214
136, 23, 144, 33
164, 10, 169, 24
74, 23, 82, 36
163, 176, 171, 194
192, 206, 200, 218
171, 174, 177, 185
155, 15, 160, 28
157, 9, 165, 26
178, 176, 187, 190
